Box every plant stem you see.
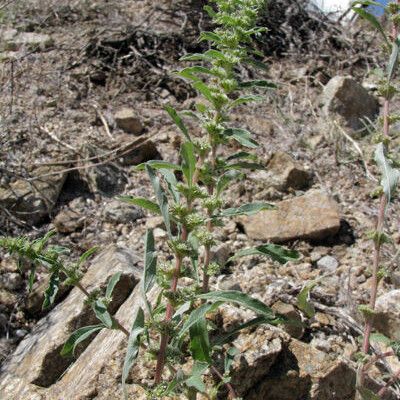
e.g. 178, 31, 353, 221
75, 281, 129, 337
211, 365, 238, 400
377, 368, 400, 398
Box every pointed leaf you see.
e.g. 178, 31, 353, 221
374, 142, 400, 202
61, 325, 103, 357
165, 105, 191, 142
42, 271, 60, 309
239, 80, 277, 89
185, 361, 208, 393
297, 282, 317, 318
117, 196, 161, 215
225, 161, 265, 170
387, 34, 400, 81
159, 168, 180, 203
145, 165, 171, 238
199, 31, 222, 43
135, 160, 181, 171
229, 95, 263, 109
181, 141, 196, 186
122, 308, 145, 399
142, 229, 157, 294
78, 247, 98, 267
189, 317, 211, 363
105, 272, 122, 300
224, 128, 258, 148
229, 244, 300, 264
197, 290, 284, 323
193, 81, 214, 104
93, 300, 113, 328
216, 170, 243, 196
220, 202, 274, 217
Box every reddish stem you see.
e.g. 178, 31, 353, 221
211, 365, 238, 400
378, 368, 400, 398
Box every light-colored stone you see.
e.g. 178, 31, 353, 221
53, 208, 85, 233
241, 190, 340, 243
260, 152, 311, 191
0, 246, 140, 390
0, 166, 67, 225
317, 255, 339, 272
1, 29, 53, 52
322, 76, 379, 132
0, 374, 44, 400
374, 289, 400, 341
103, 199, 144, 224
114, 108, 143, 134
272, 301, 304, 338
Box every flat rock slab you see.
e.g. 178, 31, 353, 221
0, 246, 140, 393
241, 190, 340, 243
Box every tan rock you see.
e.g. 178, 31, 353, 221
241, 190, 340, 243
374, 289, 400, 341
272, 301, 304, 338
114, 108, 143, 134
0, 246, 140, 390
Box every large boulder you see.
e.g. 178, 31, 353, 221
321, 76, 379, 132
0, 246, 140, 392
241, 190, 341, 243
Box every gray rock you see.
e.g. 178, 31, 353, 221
0, 246, 140, 389
0, 166, 67, 225
272, 301, 304, 339
114, 108, 143, 134
85, 163, 127, 196
241, 190, 340, 243
317, 255, 339, 273
322, 76, 379, 132
0, 272, 23, 291
1, 29, 53, 52
103, 200, 144, 224
53, 208, 85, 233
119, 137, 160, 166
210, 243, 231, 266
374, 289, 400, 341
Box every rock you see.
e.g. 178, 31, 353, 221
210, 243, 231, 266
261, 152, 311, 191
0, 290, 17, 309
374, 289, 400, 341
1, 29, 53, 52
85, 163, 127, 196
321, 76, 379, 132
316, 255, 339, 273
246, 339, 356, 400
271, 301, 304, 338
230, 327, 286, 396
0, 272, 23, 291
114, 108, 143, 134
0, 374, 44, 400
53, 209, 85, 233
103, 200, 144, 224
241, 190, 341, 243
0, 246, 141, 389
0, 166, 67, 225
119, 137, 160, 166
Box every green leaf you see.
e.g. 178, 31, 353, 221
225, 161, 265, 170
142, 229, 157, 300
61, 325, 103, 357
216, 170, 243, 196
374, 142, 400, 202
181, 141, 196, 186
297, 282, 317, 318
224, 128, 258, 148
78, 246, 98, 267
199, 31, 222, 43
146, 165, 171, 238
42, 271, 60, 309
176, 301, 221, 340
180, 53, 210, 62
229, 95, 263, 109
229, 244, 300, 264
93, 300, 113, 328
225, 151, 257, 162
239, 80, 277, 89
352, 1, 384, 9
189, 317, 211, 363
387, 34, 400, 81
105, 272, 122, 301
165, 105, 191, 142
369, 332, 392, 345
352, 6, 389, 47
185, 361, 208, 393
357, 387, 380, 400
224, 347, 239, 373
203, 4, 216, 17
28, 265, 36, 291
220, 202, 274, 217
204, 49, 227, 61
193, 81, 214, 104
158, 168, 180, 203
122, 307, 145, 400
213, 316, 268, 346
117, 196, 161, 215
177, 66, 216, 81
135, 160, 181, 171
197, 290, 283, 323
